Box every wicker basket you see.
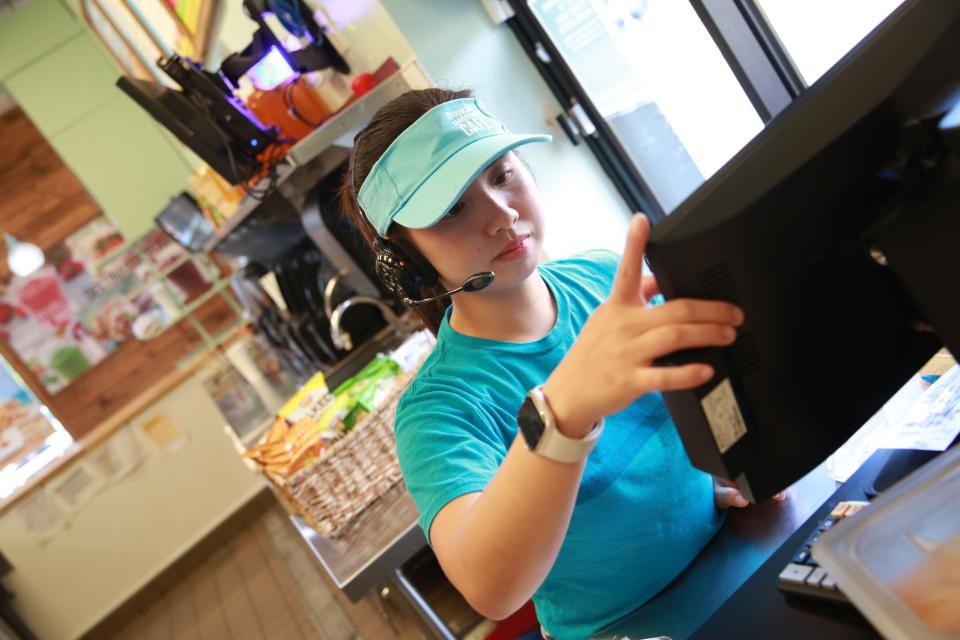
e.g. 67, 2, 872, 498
270, 377, 409, 538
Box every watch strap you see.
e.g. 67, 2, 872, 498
527, 386, 603, 463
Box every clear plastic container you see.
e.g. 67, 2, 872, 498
813, 444, 960, 640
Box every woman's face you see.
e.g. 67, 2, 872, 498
400, 151, 545, 293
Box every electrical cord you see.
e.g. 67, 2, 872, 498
189, 65, 289, 201
282, 79, 323, 128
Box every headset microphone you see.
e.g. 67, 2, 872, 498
405, 271, 496, 307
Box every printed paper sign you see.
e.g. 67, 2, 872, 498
701, 378, 748, 454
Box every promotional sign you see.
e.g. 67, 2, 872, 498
0, 217, 217, 393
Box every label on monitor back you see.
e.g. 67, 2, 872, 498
701, 378, 747, 454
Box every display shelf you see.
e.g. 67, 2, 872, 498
285, 61, 427, 168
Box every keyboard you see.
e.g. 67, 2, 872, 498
777, 500, 870, 604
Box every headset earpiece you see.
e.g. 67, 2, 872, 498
374, 237, 439, 304
352, 144, 440, 306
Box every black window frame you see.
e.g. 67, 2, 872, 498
504, 0, 806, 221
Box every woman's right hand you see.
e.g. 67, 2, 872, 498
542, 214, 744, 438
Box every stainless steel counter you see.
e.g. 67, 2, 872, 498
291, 482, 460, 639
290, 481, 426, 603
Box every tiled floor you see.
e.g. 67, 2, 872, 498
102, 497, 355, 640
86, 491, 490, 640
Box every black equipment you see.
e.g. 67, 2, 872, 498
117, 0, 349, 186
373, 237, 495, 308
117, 55, 278, 185
644, 0, 960, 502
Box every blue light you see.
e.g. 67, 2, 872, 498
248, 46, 297, 91
250, 139, 259, 147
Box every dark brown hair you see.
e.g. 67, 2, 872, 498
340, 87, 473, 335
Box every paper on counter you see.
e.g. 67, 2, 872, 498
879, 364, 960, 451
827, 366, 960, 482
826, 374, 929, 483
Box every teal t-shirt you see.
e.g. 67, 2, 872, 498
395, 250, 723, 639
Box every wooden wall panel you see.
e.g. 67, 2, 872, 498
0, 108, 101, 278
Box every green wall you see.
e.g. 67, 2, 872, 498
0, 0, 194, 240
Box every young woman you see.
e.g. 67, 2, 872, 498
340, 88, 777, 639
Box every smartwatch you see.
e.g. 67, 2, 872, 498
517, 386, 603, 463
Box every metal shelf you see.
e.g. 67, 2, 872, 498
200, 164, 296, 253
285, 64, 426, 168
201, 61, 429, 254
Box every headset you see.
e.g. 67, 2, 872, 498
350, 145, 495, 307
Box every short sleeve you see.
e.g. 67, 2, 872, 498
395, 381, 509, 544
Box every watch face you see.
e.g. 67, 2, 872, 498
518, 396, 546, 448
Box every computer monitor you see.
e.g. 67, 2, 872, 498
645, 0, 960, 502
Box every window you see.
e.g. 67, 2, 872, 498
507, 0, 910, 218
755, 0, 906, 85
527, 0, 762, 214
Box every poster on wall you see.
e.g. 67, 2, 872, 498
13, 489, 67, 543
0, 217, 137, 393
140, 413, 188, 454
47, 462, 105, 513
89, 427, 146, 483
0, 217, 218, 394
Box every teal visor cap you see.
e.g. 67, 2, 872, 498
357, 98, 552, 236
